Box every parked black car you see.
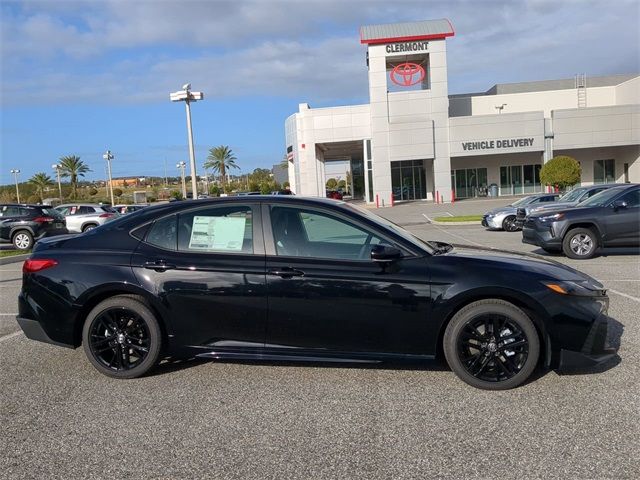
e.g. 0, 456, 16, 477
514, 184, 617, 228
0, 204, 67, 250
17, 197, 615, 390
523, 184, 640, 259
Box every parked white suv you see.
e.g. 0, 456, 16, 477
54, 204, 118, 233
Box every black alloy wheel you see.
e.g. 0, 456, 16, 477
82, 296, 161, 379
444, 299, 540, 390
502, 215, 519, 232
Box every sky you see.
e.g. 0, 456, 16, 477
1, 0, 639, 185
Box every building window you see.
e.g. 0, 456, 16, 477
594, 159, 615, 184
451, 168, 488, 198
391, 160, 426, 201
500, 164, 543, 195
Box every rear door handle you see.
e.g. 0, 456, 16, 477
143, 261, 176, 272
268, 268, 305, 278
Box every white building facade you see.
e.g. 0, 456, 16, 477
285, 19, 640, 204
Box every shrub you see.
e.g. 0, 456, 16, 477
540, 156, 581, 190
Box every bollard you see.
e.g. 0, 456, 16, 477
375, 194, 379, 208
451, 189, 455, 204
390, 193, 394, 207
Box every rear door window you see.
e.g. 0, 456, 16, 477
177, 205, 254, 254
145, 215, 177, 251
1, 206, 20, 217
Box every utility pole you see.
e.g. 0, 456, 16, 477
10, 169, 21, 203
51, 164, 63, 200
176, 161, 187, 199
103, 150, 115, 206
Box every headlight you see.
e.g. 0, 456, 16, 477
538, 212, 564, 222
542, 280, 606, 297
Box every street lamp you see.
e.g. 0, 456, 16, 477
103, 150, 115, 206
51, 164, 63, 201
170, 83, 204, 199
176, 161, 187, 199
10, 169, 21, 203
495, 103, 507, 114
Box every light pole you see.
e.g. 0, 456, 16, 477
51, 164, 63, 200
170, 83, 204, 199
10, 169, 21, 203
176, 161, 187, 199
103, 150, 115, 206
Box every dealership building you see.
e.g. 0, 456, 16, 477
284, 19, 640, 204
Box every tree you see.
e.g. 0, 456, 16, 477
59, 155, 91, 199
204, 146, 239, 187
279, 155, 289, 169
326, 178, 338, 189
540, 155, 581, 190
88, 187, 98, 196
113, 188, 123, 199
28, 172, 53, 202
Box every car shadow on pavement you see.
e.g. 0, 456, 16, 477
532, 247, 640, 258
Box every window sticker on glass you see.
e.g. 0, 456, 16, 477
188, 216, 246, 251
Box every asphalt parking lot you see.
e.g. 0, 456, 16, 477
1, 200, 639, 479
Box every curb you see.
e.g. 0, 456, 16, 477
431, 220, 481, 226
0, 253, 30, 266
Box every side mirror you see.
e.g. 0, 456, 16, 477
371, 244, 402, 262
612, 200, 627, 210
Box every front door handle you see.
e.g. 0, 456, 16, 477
143, 261, 176, 272
268, 267, 305, 278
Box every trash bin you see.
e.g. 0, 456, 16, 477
489, 183, 499, 197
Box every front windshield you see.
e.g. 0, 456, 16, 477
558, 188, 585, 202
344, 203, 436, 254
578, 187, 625, 207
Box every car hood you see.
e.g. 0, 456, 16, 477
485, 206, 516, 215
527, 201, 577, 212
436, 242, 601, 286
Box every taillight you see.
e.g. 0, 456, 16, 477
99, 213, 114, 218
23, 258, 58, 273
32, 216, 54, 223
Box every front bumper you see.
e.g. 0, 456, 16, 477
522, 219, 562, 248
482, 214, 504, 229
556, 311, 617, 371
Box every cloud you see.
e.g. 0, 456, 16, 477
1, 0, 638, 105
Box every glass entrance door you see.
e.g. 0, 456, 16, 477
391, 160, 427, 201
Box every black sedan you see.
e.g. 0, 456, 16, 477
17, 197, 615, 390
523, 184, 640, 259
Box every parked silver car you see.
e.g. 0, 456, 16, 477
54, 204, 118, 233
482, 193, 560, 231
514, 184, 618, 228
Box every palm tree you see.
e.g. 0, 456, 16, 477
28, 172, 54, 202
204, 146, 239, 186
59, 155, 91, 199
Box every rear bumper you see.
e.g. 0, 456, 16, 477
16, 316, 75, 349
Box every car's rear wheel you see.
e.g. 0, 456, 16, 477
563, 227, 598, 259
82, 223, 98, 232
443, 299, 540, 390
502, 215, 519, 232
12, 230, 33, 250
82, 296, 162, 379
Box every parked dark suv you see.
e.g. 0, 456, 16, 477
514, 184, 617, 229
0, 204, 68, 250
522, 184, 640, 259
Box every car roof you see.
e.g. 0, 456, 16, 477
57, 203, 107, 207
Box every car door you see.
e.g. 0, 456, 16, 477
263, 203, 433, 356
601, 188, 640, 246
130, 203, 267, 351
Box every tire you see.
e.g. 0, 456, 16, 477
562, 227, 598, 259
82, 223, 98, 232
12, 230, 33, 250
82, 295, 162, 379
443, 299, 540, 390
502, 215, 519, 232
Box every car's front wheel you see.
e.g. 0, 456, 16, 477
502, 215, 519, 232
563, 227, 598, 259
444, 299, 540, 390
82, 295, 162, 379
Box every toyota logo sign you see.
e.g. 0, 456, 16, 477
390, 63, 426, 87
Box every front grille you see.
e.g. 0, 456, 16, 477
524, 219, 536, 228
